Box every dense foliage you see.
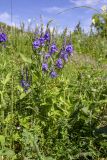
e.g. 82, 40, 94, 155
0, 19, 107, 160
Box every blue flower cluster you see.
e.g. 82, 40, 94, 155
56, 58, 63, 69
50, 43, 58, 54
0, 32, 7, 43
42, 63, 48, 71
33, 31, 50, 49
32, 28, 73, 78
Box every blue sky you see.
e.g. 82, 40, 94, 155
0, 0, 107, 32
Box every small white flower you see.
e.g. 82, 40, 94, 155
17, 126, 21, 130
101, 5, 107, 13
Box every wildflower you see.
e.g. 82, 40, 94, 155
33, 38, 40, 49
21, 79, 30, 92
0, 33, 7, 42
42, 63, 48, 71
50, 43, 58, 54
45, 53, 50, 59
63, 53, 69, 62
21, 80, 30, 88
44, 32, 50, 41
56, 58, 63, 69
16, 126, 21, 130
39, 37, 45, 46
65, 44, 73, 54
60, 51, 68, 62
50, 71, 57, 78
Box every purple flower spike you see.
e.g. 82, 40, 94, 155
39, 37, 45, 46
21, 80, 30, 88
60, 51, 68, 62
65, 44, 73, 54
56, 58, 63, 69
50, 71, 57, 78
50, 43, 58, 54
33, 39, 40, 49
63, 53, 68, 62
45, 53, 50, 59
44, 32, 50, 41
21, 80, 30, 92
0, 33, 7, 42
42, 63, 48, 71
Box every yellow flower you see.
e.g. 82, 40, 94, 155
92, 18, 95, 25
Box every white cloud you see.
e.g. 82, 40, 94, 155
0, 12, 11, 22
69, 0, 101, 6
0, 12, 20, 27
43, 6, 66, 13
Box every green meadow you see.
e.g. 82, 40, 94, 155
0, 8, 107, 160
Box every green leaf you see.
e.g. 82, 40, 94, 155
12, 133, 20, 141
20, 92, 26, 99
17, 85, 23, 92
0, 135, 5, 146
2, 73, 11, 85
19, 89, 31, 99
0, 149, 3, 156
43, 157, 54, 160
100, 141, 107, 147
81, 107, 89, 115
20, 53, 32, 63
